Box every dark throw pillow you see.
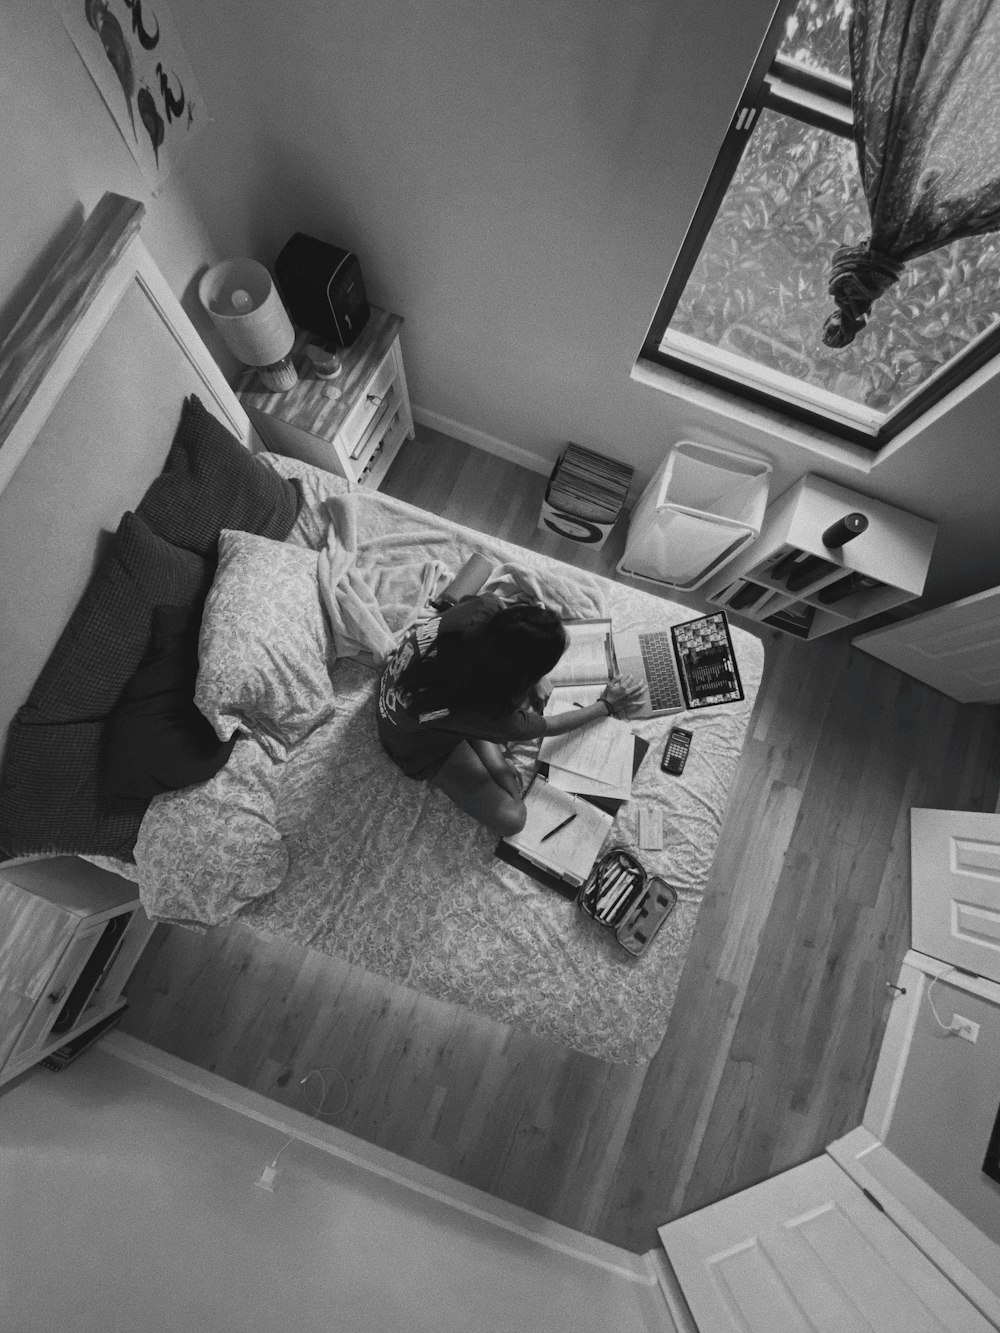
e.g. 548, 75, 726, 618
101, 604, 237, 812
137, 394, 302, 557
0, 513, 213, 860
23, 512, 213, 723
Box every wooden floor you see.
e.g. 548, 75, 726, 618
120, 427, 1000, 1253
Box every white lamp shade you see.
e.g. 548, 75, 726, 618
198, 258, 295, 366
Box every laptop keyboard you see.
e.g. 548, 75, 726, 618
638, 631, 684, 711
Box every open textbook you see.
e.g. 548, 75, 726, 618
548, 619, 613, 687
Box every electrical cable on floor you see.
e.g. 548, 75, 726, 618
257, 1067, 350, 1188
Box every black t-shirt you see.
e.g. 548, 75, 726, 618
376, 594, 546, 779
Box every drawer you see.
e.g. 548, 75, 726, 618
338, 347, 398, 457
8, 919, 107, 1061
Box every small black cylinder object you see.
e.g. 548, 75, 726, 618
822, 512, 868, 548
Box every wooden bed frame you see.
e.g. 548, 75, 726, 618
0, 193, 261, 767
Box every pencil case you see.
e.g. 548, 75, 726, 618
577, 847, 677, 957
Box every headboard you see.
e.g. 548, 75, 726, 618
0, 193, 261, 766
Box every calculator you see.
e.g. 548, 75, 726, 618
660, 726, 692, 776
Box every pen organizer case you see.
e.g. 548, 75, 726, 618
577, 847, 678, 957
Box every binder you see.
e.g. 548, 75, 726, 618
498, 776, 613, 894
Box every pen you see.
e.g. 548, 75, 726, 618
541, 813, 577, 842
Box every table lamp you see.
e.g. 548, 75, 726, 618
198, 258, 299, 391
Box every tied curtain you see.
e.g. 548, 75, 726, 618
823, 0, 1000, 348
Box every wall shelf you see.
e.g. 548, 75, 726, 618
704, 475, 938, 639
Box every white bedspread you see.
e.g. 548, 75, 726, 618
132, 467, 765, 1063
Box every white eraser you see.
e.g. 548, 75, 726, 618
638, 804, 663, 850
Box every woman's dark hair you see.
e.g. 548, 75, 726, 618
401, 601, 567, 718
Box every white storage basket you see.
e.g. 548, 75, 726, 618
617, 441, 771, 591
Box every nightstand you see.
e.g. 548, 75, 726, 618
237, 307, 415, 489
0, 857, 156, 1087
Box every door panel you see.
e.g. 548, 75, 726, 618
910, 808, 1000, 985
853, 589, 1000, 703
658, 1154, 993, 1332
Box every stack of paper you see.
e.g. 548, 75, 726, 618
538, 703, 636, 800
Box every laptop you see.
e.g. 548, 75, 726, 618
613, 612, 744, 718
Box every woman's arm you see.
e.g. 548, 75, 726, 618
541, 674, 646, 736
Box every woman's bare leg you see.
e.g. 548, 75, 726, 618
432, 740, 526, 837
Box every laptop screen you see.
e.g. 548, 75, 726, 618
671, 612, 744, 709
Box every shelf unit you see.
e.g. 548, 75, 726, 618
237, 307, 414, 489
704, 475, 937, 639
0, 857, 156, 1087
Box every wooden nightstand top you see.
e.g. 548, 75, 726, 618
237, 306, 403, 440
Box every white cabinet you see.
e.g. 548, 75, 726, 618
703, 475, 937, 639
238, 307, 414, 489
0, 857, 155, 1086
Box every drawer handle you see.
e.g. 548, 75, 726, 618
366, 393, 385, 407
47, 988, 66, 1005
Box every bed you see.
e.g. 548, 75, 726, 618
0, 194, 765, 1064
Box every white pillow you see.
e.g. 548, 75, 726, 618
195, 529, 338, 760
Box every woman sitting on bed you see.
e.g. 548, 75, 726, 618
376, 593, 645, 836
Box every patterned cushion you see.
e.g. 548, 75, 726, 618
0, 513, 213, 859
195, 530, 338, 761
101, 604, 238, 812
138, 395, 302, 557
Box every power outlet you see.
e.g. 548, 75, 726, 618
952, 1015, 980, 1044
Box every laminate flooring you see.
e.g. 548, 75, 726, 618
120, 426, 1000, 1252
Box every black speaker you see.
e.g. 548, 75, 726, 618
274, 233, 370, 347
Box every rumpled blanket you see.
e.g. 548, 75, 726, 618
317, 492, 444, 662
315, 491, 607, 664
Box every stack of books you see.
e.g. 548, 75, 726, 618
540, 444, 634, 549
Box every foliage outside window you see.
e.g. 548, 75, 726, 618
641, 0, 1000, 449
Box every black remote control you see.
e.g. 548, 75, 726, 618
661, 727, 692, 776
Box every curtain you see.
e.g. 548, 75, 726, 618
823, 0, 1000, 348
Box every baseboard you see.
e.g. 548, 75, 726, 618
103, 1030, 661, 1286
411, 404, 552, 476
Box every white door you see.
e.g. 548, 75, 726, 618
910, 808, 1000, 985
853, 587, 1000, 702
659, 1153, 993, 1332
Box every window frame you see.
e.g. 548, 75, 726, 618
638, 0, 1000, 452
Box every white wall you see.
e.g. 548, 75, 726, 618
883, 978, 1000, 1248
0, 1035, 672, 1333
0, 3, 258, 369
5, 0, 1000, 605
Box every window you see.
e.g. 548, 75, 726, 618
640, 0, 1000, 450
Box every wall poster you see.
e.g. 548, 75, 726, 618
55, 0, 206, 190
